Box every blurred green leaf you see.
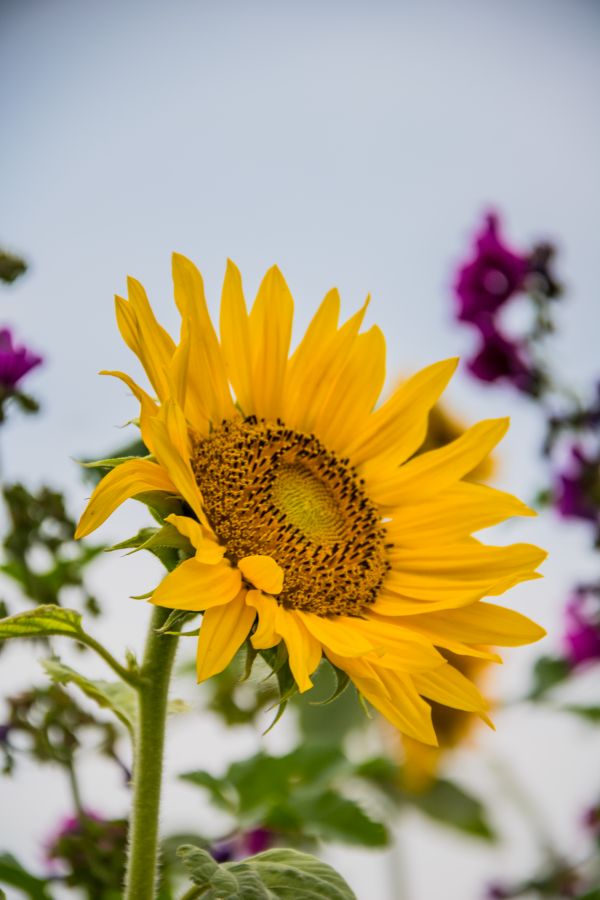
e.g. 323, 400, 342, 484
42, 657, 136, 732
0, 249, 27, 283
409, 779, 496, 841
0, 605, 83, 640
177, 845, 356, 899
180, 746, 388, 847
560, 705, 600, 723
0, 853, 52, 899
527, 656, 571, 700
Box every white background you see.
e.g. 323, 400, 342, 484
1, 1, 600, 897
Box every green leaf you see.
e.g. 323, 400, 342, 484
179, 770, 238, 813
234, 848, 356, 899
286, 791, 388, 847
0, 605, 83, 640
42, 658, 137, 732
527, 656, 571, 700
310, 666, 350, 706
409, 779, 496, 841
560, 704, 600, 723
177, 845, 356, 900
0, 853, 52, 899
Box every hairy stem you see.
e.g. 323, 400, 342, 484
123, 606, 180, 900
79, 631, 142, 687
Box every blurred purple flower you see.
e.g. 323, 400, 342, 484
454, 213, 528, 326
0, 327, 42, 391
563, 593, 600, 668
555, 446, 600, 525
210, 827, 275, 863
467, 321, 538, 394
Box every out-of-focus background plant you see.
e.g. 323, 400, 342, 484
2, 2, 600, 897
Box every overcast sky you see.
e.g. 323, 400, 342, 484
1, 1, 600, 897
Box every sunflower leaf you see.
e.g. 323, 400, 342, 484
527, 655, 571, 700
560, 704, 600, 723
309, 665, 350, 706
177, 845, 356, 900
42, 657, 137, 733
0, 605, 83, 641
408, 778, 496, 841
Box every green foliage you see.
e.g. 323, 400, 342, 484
180, 744, 389, 848
407, 779, 496, 842
527, 656, 572, 700
0, 853, 52, 899
177, 845, 357, 900
1, 483, 104, 617
43, 657, 138, 733
0, 682, 127, 778
0, 604, 84, 640
560, 705, 600, 723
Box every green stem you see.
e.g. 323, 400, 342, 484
123, 606, 181, 900
79, 632, 142, 687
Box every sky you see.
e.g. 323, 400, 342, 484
1, 1, 600, 897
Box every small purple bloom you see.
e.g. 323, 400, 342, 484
210, 827, 275, 862
563, 593, 600, 668
0, 327, 43, 391
454, 213, 528, 326
466, 321, 538, 394
555, 446, 600, 525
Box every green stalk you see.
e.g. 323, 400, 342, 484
123, 605, 181, 900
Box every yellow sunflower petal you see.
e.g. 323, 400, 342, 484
327, 652, 438, 745
313, 326, 387, 455
386, 542, 546, 601
387, 481, 536, 546
100, 369, 159, 453
146, 401, 206, 525
347, 358, 459, 466
196, 590, 256, 682
123, 276, 175, 400
366, 417, 509, 507
219, 258, 255, 415
412, 664, 490, 714
238, 555, 284, 594
151, 557, 241, 611
247, 590, 281, 649
410, 602, 546, 647
166, 514, 225, 564
297, 611, 374, 657
75, 459, 177, 539
275, 608, 322, 692
248, 265, 294, 421
172, 253, 236, 425
284, 288, 340, 415
283, 296, 370, 432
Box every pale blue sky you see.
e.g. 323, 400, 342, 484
1, 1, 600, 897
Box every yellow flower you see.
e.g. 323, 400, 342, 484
76, 255, 546, 745
400, 652, 494, 790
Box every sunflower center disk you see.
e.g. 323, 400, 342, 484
190, 417, 390, 615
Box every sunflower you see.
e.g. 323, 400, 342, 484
400, 652, 494, 791
75, 255, 546, 745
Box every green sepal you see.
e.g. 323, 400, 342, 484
177, 845, 357, 900
155, 609, 199, 635
78, 454, 153, 470
42, 657, 137, 733
309, 665, 350, 706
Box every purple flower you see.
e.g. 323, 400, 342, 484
555, 446, 600, 525
563, 593, 600, 668
0, 327, 43, 391
454, 213, 528, 326
467, 321, 538, 394
210, 827, 275, 862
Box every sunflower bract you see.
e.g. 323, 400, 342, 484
76, 255, 547, 745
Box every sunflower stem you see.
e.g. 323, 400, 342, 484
123, 606, 180, 900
